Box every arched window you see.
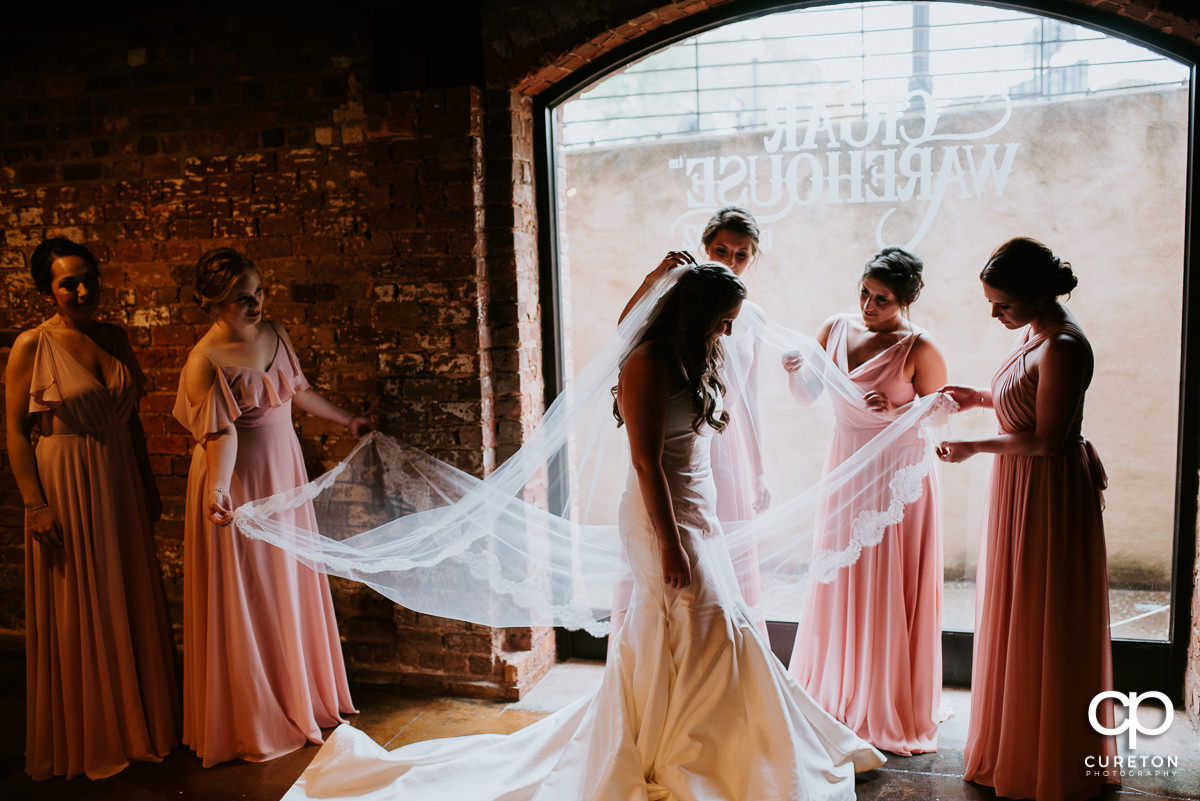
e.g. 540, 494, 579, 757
538, 1, 1195, 698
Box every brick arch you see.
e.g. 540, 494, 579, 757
489, 1, 1200, 99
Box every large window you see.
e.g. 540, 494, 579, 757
545, 2, 1190, 680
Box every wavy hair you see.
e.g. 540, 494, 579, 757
615, 262, 747, 433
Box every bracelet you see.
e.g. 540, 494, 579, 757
978, 390, 985, 406
25, 502, 48, 512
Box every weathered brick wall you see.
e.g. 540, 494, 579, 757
2, 0, 1200, 709
0, 5, 553, 699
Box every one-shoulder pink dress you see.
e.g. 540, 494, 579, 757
173, 330, 355, 767
24, 325, 179, 780
964, 322, 1117, 801
788, 314, 943, 755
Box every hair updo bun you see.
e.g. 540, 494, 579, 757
30, 237, 98, 294
193, 247, 260, 313
861, 246, 924, 306
1048, 255, 1079, 296
701, 206, 760, 254
980, 237, 1077, 301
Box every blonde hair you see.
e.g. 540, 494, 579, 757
193, 248, 261, 313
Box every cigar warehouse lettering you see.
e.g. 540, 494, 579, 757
668, 91, 1020, 250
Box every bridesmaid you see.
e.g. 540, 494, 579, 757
783, 247, 947, 755
174, 248, 367, 766
937, 237, 1117, 800
5, 237, 179, 779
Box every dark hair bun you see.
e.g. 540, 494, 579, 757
862, 246, 924, 305
980, 237, 1076, 300
1050, 257, 1079, 296
29, 237, 98, 294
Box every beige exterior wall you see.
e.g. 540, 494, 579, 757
559, 86, 1188, 589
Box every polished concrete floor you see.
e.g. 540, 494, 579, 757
2, 656, 1197, 801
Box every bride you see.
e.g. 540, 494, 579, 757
279, 262, 885, 800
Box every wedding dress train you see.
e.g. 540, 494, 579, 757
283, 390, 884, 801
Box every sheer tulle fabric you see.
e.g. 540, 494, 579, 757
283, 388, 885, 800
233, 268, 952, 638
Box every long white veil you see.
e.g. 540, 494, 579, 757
233, 266, 953, 638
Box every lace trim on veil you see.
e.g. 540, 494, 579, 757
232, 267, 954, 636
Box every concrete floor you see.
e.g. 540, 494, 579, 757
2, 656, 1197, 801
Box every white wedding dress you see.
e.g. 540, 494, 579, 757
283, 390, 884, 801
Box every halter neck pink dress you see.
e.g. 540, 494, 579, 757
788, 314, 943, 755
964, 321, 1117, 801
174, 329, 355, 767
24, 324, 180, 780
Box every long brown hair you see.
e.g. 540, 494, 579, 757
615, 262, 747, 433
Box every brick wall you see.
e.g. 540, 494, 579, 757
2, 0, 1200, 711
0, 5, 553, 699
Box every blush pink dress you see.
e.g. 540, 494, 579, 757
24, 325, 180, 780
788, 314, 943, 755
174, 329, 355, 767
964, 322, 1117, 801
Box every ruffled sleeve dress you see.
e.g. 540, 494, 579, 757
24, 324, 180, 780
173, 328, 355, 767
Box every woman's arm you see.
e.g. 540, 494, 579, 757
182, 351, 239, 526
276, 326, 372, 436
782, 316, 836, 405
618, 343, 690, 589
617, 251, 695, 325
938, 333, 1088, 462
4, 330, 62, 546
910, 336, 948, 397
939, 384, 993, 411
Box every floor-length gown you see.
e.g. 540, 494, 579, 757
964, 321, 1117, 801
283, 389, 885, 801
24, 325, 179, 779
174, 332, 355, 766
788, 314, 942, 755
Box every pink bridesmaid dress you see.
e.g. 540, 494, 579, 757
964, 321, 1117, 801
25, 325, 180, 779
173, 330, 355, 767
788, 314, 943, 755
